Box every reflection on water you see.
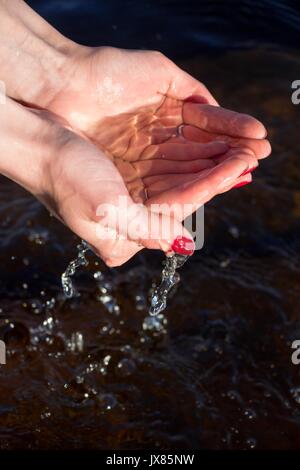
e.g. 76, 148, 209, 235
1, 1, 300, 451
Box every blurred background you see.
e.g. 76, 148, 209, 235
0, 0, 300, 450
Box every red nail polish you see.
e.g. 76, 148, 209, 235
233, 180, 251, 189
241, 166, 257, 176
171, 236, 195, 256
185, 95, 208, 104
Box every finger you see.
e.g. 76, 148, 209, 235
150, 125, 179, 144
144, 173, 208, 198
143, 146, 256, 196
213, 147, 258, 171
134, 157, 215, 177
219, 172, 253, 194
147, 157, 249, 220
183, 103, 267, 139
182, 125, 271, 159
140, 141, 229, 161
172, 67, 219, 106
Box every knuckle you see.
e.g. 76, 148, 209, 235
150, 49, 167, 61
104, 257, 123, 268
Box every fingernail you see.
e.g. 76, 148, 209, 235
233, 180, 251, 189
185, 95, 208, 104
171, 236, 195, 255
240, 166, 258, 176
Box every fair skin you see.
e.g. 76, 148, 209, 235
0, 0, 271, 266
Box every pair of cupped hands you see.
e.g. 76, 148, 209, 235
14, 46, 271, 266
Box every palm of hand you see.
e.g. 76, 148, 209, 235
44, 47, 271, 264
82, 94, 230, 208
50, 48, 270, 215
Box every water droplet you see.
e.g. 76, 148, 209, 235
40, 410, 51, 420
246, 437, 257, 449
46, 298, 56, 310
227, 390, 239, 401
28, 229, 49, 245
103, 355, 111, 366
116, 358, 136, 377
244, 408, 256, 420
98, 294, 120, 315
220, 258, 231, 268
97, 393, 117, 411
142, 314, 167, 334
43, 316, 55, 330
120, 345, 132, 354
135, 294, 147, 311
94, 271, 104, 281
30, 299, 44, 315
68, 332, 84, 353
228, 225, 239, 238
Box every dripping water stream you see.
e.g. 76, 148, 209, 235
61, 241, 190, 315
149, 254, 189, 315
61, 240, 90, 298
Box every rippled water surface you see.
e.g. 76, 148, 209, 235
0, 0, 300, 450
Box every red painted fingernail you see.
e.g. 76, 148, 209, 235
185, 95, 208, 104
233, 180, 251, 189
171, 236, 195, 255
241, 166, 258, 176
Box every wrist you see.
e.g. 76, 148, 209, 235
0, 0, 80, 107
0, 97, 65, 196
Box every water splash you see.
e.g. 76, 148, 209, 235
61, 242, 190, 316
149, 253, 189, 316
142, 314, 168, 336
61, 240, 90, 298
68, 332, 84, 353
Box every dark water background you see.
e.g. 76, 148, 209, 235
0, 0, 300, 450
